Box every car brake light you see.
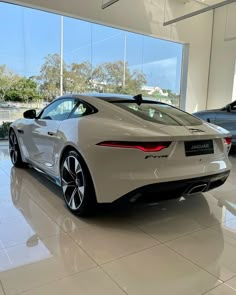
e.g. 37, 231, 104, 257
97, 141, 171, 152
224, 137, 232, 145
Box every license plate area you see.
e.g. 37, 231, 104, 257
185, 140, 214, 157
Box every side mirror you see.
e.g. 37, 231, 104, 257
23, 109, 36, 119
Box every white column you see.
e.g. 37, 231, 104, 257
123, 32, 127, 88
60, 15, 64, 96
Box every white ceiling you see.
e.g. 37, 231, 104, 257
1, 0, 215, 41
1, 0, 172, 40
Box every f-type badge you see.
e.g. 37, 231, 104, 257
145, 155, 168, 159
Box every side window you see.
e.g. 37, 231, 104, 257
39, 99, 78, 121
69, 101, 93, 119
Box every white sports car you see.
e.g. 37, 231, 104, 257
9, 94, 232, 215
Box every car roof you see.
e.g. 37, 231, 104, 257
56, 93, 165, 104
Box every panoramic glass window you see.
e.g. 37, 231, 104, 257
0, 2, 183, 139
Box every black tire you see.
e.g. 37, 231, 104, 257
9, 129, 28, 168
60, 150, 97, 216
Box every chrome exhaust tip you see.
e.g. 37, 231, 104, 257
185, 183, 208, 195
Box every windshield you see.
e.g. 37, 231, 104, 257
113, 102, 202, 126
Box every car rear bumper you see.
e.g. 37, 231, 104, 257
116, 170, 230, 203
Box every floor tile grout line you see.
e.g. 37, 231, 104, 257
200, 276, 236, 295
224, 281, 236, 292
209, 224, 236, 242
136, 223, 208, 245
98, 266, 128, 295
63, 232, 100, 266
9, 265, 99, 295
164, 243, 223, 282
18, 189, 67, 234
136, 220, 226, 246
132, 224, 163, 243
83, 224, 223, 285
98, 244, 160, 266
160, 218, 236, 245
161, 225, 220, 244
0, 233, 89, 283
65, 226, 161, 266
63, 233, 128, 295
66, 226, 165, 266
224, 274, 236, 284
0, 280, 6, 295
64, 220, 159, 241
64, 232, 134, 295
200, 283, 224, 295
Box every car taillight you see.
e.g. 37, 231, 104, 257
97, 141, 171, 152
224, 137, 232, 145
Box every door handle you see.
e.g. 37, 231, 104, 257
48, 131, 56, 136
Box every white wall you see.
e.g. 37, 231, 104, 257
207, 3, 236, 110
5, 0, 213, 112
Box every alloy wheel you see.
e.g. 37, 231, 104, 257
61, 155, 85, 210
9, 131, 19, 165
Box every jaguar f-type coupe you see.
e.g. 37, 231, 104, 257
9, 94, 232, 215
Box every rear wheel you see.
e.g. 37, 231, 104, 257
60, 150, 96, 216
9, 129, 27, 168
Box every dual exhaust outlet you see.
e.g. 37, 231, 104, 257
129, 183, 208, 203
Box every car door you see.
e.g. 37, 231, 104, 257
24, 98, 78, 171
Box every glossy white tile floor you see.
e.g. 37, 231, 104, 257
1, 145, 236, 294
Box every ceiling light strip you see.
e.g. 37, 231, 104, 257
101, 0, 120, 9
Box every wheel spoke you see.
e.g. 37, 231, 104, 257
61, 178, 75, 194
13, 134, 17, 145
78, 191, 83, 203
74, 158, 81, 174
69, 187, 78, 209
61, 178, 74, 186
64, 158, 75, 179
62, 183, 75, 194
78, 185, 84, 196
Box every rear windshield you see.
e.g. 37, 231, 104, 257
113, 102, 202, 126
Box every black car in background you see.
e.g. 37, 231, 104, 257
193, 101, 236, 145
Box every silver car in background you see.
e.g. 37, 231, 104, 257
193, 100, 236, 145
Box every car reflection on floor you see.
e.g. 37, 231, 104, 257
8, 166, 226, 268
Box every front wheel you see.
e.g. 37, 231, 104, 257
60, 150, 97, 216
9, 129, 28, 168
